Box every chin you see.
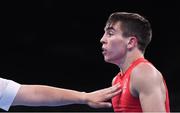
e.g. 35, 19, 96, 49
104, 57, 112, 63
104, 59, 109, 62
104, 57, 117, 64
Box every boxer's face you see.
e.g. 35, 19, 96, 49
100, 22, 129, 65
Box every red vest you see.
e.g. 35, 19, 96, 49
112, 58, 170, 112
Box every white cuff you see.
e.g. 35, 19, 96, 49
0, 80, 21, 111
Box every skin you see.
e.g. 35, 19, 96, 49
12, 83, 121, 108
100, 21, 166, 112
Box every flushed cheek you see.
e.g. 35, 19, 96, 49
110, 42, 121, 52
105, 45, 118, 58
105, 40, 122, 54
111, 42, 127, 56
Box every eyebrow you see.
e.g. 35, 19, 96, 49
104, 26, 115, 31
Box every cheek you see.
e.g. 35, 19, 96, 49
111, 41, 127, 58
111, 40, 125, 51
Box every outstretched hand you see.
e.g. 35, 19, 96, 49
83, 83, 121, 108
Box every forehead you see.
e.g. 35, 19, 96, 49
104, 21, 122, 31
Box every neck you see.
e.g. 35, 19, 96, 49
117, 49, 144, 75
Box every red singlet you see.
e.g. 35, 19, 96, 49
112, 58, 170, 112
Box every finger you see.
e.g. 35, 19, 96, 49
90, 102, 112, 108
105, 88, 122, 100
104, 83, 120, 94
99, 89, 122, 101
101, 83, 121, 95
109, 83, 121, 93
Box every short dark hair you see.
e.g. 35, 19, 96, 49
106, 12, 152, 53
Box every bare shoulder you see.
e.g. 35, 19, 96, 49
131, 62, 164, 93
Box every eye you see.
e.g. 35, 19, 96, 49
106, 31, 114, 37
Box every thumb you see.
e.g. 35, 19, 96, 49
99, 102, 112, 108
90, 102, 112, 108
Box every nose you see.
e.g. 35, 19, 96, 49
100, 35, 106, 44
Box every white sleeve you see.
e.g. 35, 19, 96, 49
0, 78, 21, 111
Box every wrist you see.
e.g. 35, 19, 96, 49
80, 92, 88, 104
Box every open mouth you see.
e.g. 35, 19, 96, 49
102, 48, 107, 55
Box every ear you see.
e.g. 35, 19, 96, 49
127, 36, 137, 49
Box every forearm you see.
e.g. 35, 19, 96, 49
12, 83, 121, 108
13, 85, 86, 106
36, 85, 87, 106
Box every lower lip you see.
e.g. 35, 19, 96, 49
102, 51, 106, 55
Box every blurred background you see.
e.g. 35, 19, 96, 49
0, 0, 179, 112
